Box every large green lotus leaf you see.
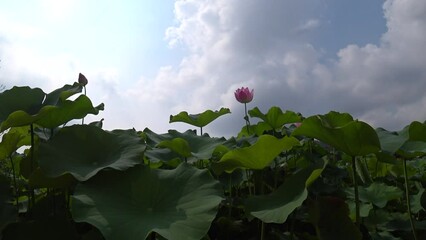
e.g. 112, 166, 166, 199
144, 148, 182, 163
29, 168, 77, 188
0, 110, 44, 132
0, 86, 45, 124
248, 106, 302, 130
143, 128, 226, 161
212, 135, 300, 174
0, 126, 30, 159
245, 162, 325, 223
397, 141, 426, 158
37, 125, 146, 181
345, 182, 403, 208
387, 122, 426, 158
374, 151, 397, 164
347, 201, 374, 218
156, 138, 192, 158
409, 121, 426, 142
309, 197, 362, 240
35, 95, 104, 128
71, 163, 223, 240
0, 95, 103, 131
144, 147, 182, 163
237, 122, 275, 137
42, 82, 82, 106
169, 108, 231, 128
376, 128, 408, 154
0, 84, 85, 132
376, 123, 426, 159
232, 134, 258, 147
317, 111, 354, 127
292, 112, 381, 156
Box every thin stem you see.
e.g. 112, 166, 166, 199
260, 169, 265, 240
403, 159, 418, 240
200, 127, 203, 136
82, 86, 86, 125
30, 124, 35, 210
9, 156, 19, 211
30, 124, 35, 173
351, 156, 360, 227
244, 103, 250, 134
246, 169, 252, 196
228, 174, 232, 218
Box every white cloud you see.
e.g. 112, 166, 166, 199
132, 0, 426, 136
297, 19, 321, 32
40, 0, 79, 21
2, 0, 426, 137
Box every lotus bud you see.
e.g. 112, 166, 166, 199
78, 73, 88, 86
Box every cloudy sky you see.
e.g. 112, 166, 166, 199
1, 0, 425, 137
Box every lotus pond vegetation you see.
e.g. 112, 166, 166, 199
1, 76, 426, 240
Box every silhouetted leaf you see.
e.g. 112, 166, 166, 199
144, 128, 226, 162
345, 182, 403, 208
72, 163, 223, 240
293, 111, 381, 156
245, 161, 325, 223
212, 135, 300, 173
170, 108, 231, 128
38, 125, 145, 181
249, 106, 301, 131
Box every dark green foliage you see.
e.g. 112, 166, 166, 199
1, 82, 426, 239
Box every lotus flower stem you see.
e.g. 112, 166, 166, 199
244, 103, 251, 134
259, 169, 266, 240
82, 86, 86, 125
79, 73, 88, 125
403, 158, 418, 240
351, 156, 360, 227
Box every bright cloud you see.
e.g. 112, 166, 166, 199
134, 0, 426, 136
1, 0, 425, 137
40, 0, 79, 21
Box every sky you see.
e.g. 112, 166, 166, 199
1, 0, 426, 137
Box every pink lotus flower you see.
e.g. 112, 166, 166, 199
234, 87, 254, 103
